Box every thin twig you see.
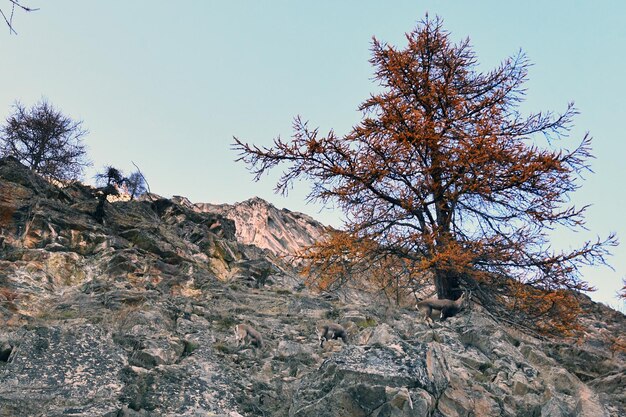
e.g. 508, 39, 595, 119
8, 0, 39, 12
0, 8, 17, 34
131, 160, 154, 201
2, 1, 40, 34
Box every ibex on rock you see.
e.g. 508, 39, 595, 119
416, 292, 467, 325
234, 323, 264, 349
318, 323, 348, 347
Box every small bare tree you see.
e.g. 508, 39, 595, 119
124, 171, 147, 201
1, 100, 91, 181
92, 165, 149, 224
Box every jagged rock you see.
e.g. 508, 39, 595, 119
276, 340, 315, 359
192, 196, 326, 257
574, 385, 610, 417
541, 397, 569, 417
0, 325, 124, 416
588, 370, 626, 415
342, 309, 368, 324
361, 323, 400, 346
290, 343, 439, 417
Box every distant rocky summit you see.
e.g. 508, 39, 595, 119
188, 196, 327, 257
0, 156, 624, 416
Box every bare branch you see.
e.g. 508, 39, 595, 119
1, 1, 39, 34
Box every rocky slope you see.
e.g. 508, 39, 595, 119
0, 156, 624, 417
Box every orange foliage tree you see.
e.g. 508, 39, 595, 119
296, 229, 428, 305
233, 16, 616, 329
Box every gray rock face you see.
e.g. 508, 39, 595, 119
0, 157, 624, 416
0, 325, 124, 417
290, 343, 438, 417
191, 197, 327, 257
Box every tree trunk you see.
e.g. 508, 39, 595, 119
434, 269, 462, 300
94, 194, 106, 224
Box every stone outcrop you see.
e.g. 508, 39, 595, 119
0, 157, 624, 416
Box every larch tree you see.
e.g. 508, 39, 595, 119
233, 16, 616, 333
1, 100, 90, 182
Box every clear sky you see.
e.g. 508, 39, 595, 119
2, 1, 625, 310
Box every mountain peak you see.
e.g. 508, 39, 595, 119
192, 197, 327, 256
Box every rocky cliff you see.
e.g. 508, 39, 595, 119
188, 197, 326, 257
0, 157, 624, 417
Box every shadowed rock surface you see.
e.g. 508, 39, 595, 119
0, 157, 624, 416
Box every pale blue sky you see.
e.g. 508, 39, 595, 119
2, 1, 624, 309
